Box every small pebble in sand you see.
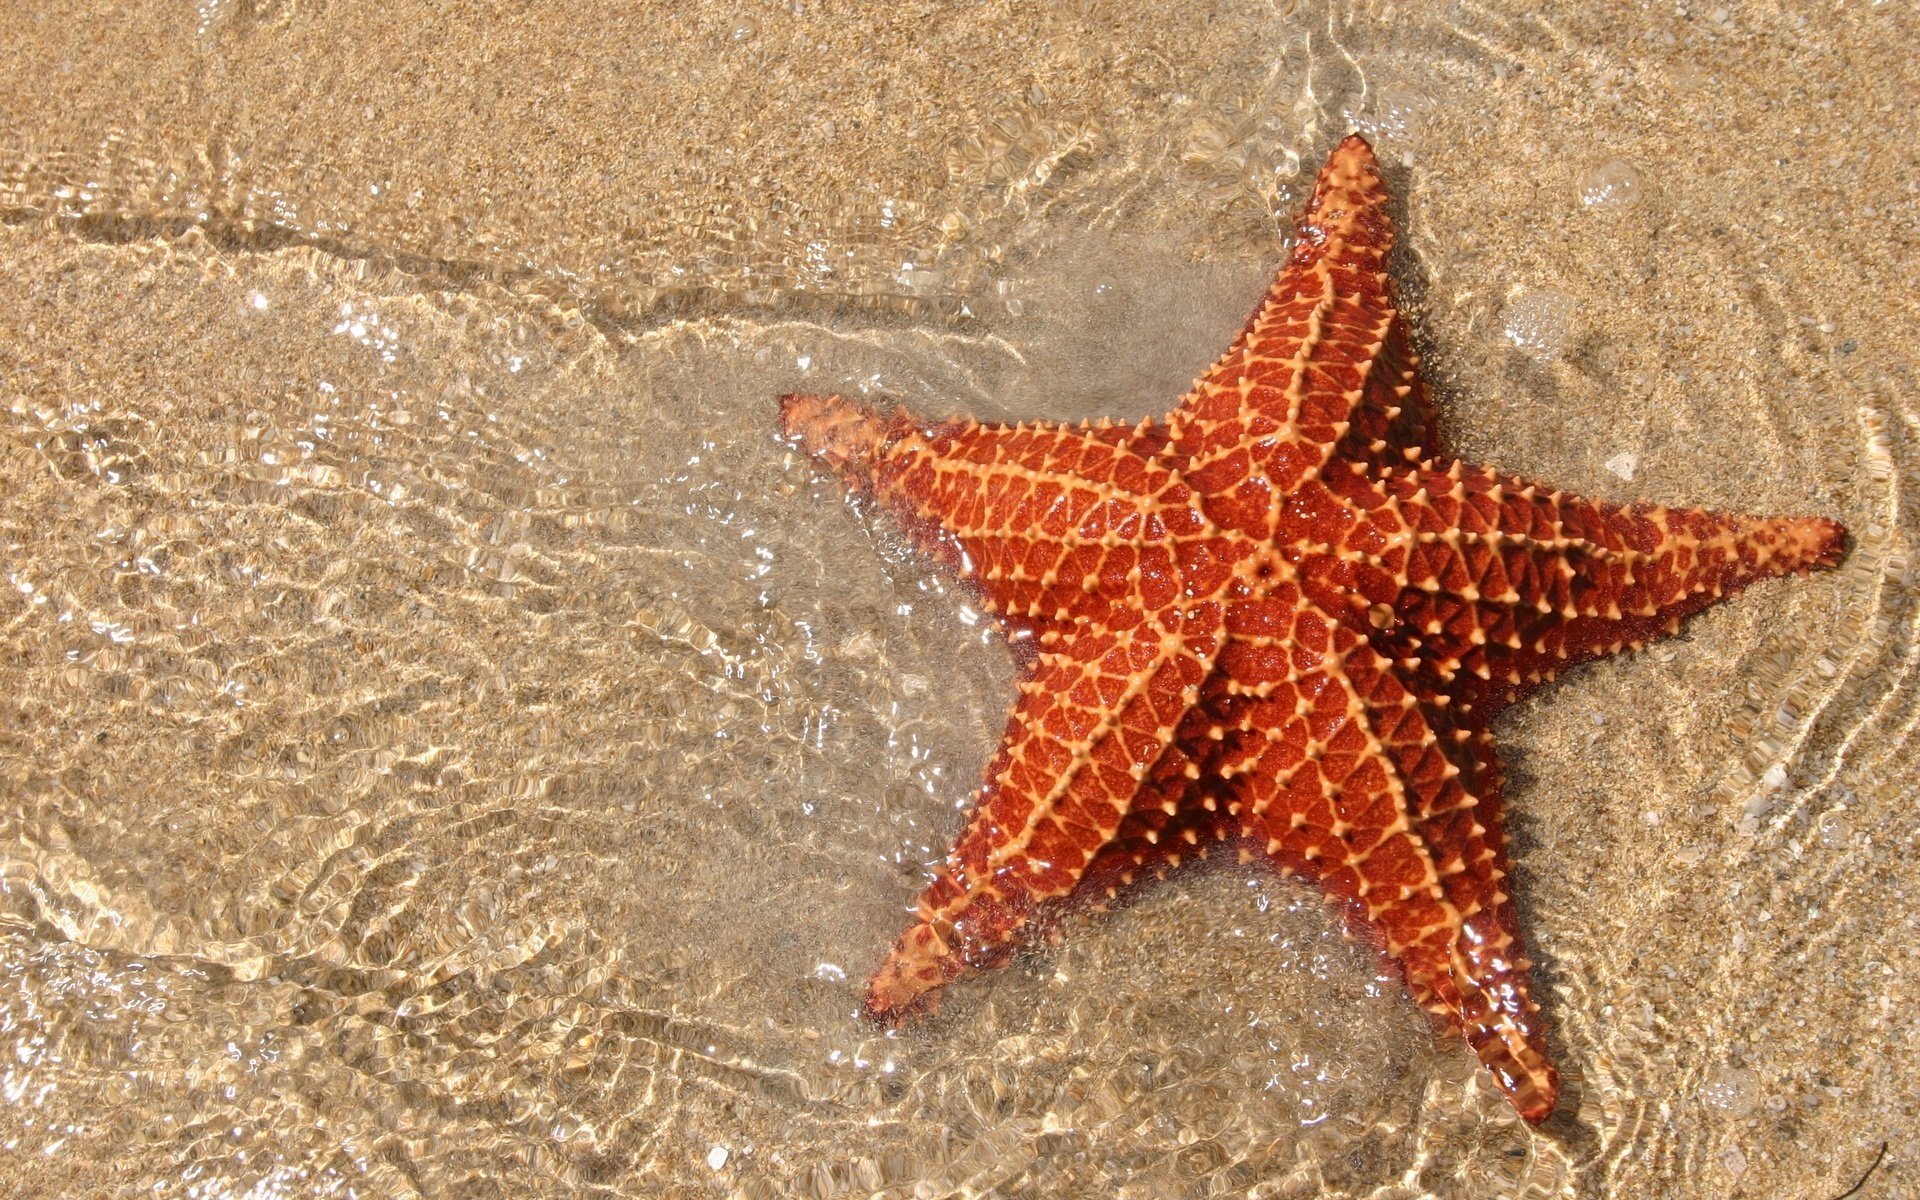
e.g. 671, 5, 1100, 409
1720, 1145, 1749, 1178
1577, 158, 1647, 211
1502, 289, 1580, 361
707, 1145, 730, 1170
1700, 1064, 1762, 1118
1604, 451, 1640, 481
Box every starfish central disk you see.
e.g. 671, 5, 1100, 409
779, 135, 1845, 1124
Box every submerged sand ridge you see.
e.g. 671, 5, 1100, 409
2, 1, 1916, 1196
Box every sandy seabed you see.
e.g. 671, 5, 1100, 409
3, 2, 1916, 1197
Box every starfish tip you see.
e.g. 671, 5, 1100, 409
863, 961, 945, 1026
1802, 515, 1850, 567
779, 392, 905, 483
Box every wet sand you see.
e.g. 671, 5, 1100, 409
3, 2, 1916, 1196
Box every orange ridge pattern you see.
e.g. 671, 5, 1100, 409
779, 135, 1846, 1124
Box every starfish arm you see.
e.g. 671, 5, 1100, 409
1346, 307, 1445, 467
781, 393, 1199, 625
1202, 607, 1559, 1122
1071, 791, 1243, 907
1167, 135, 1441, 538
1361, 461, 1848, 714
864, 622, 1213, 1021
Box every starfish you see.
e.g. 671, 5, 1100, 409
779, 135, 1845, 1124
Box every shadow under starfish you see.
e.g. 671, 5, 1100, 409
779, 134, 1846, 1124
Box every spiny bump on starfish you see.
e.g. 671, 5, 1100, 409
779, 133, 1846, 1125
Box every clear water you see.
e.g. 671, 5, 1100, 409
2, 2, 1915, 1196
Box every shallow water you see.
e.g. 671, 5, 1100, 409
3, 2, 1917, 1196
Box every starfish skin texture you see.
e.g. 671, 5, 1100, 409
778, 134, 1846, 1124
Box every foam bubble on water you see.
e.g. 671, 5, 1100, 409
1700, 1064, 1762, 1118
1577, 158, 1647, 211
1502, 288, 1580, 361
1816, 810, 1853, 850
1350, 83, 1437, 160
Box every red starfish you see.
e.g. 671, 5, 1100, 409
779, 135, 1845, 1124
